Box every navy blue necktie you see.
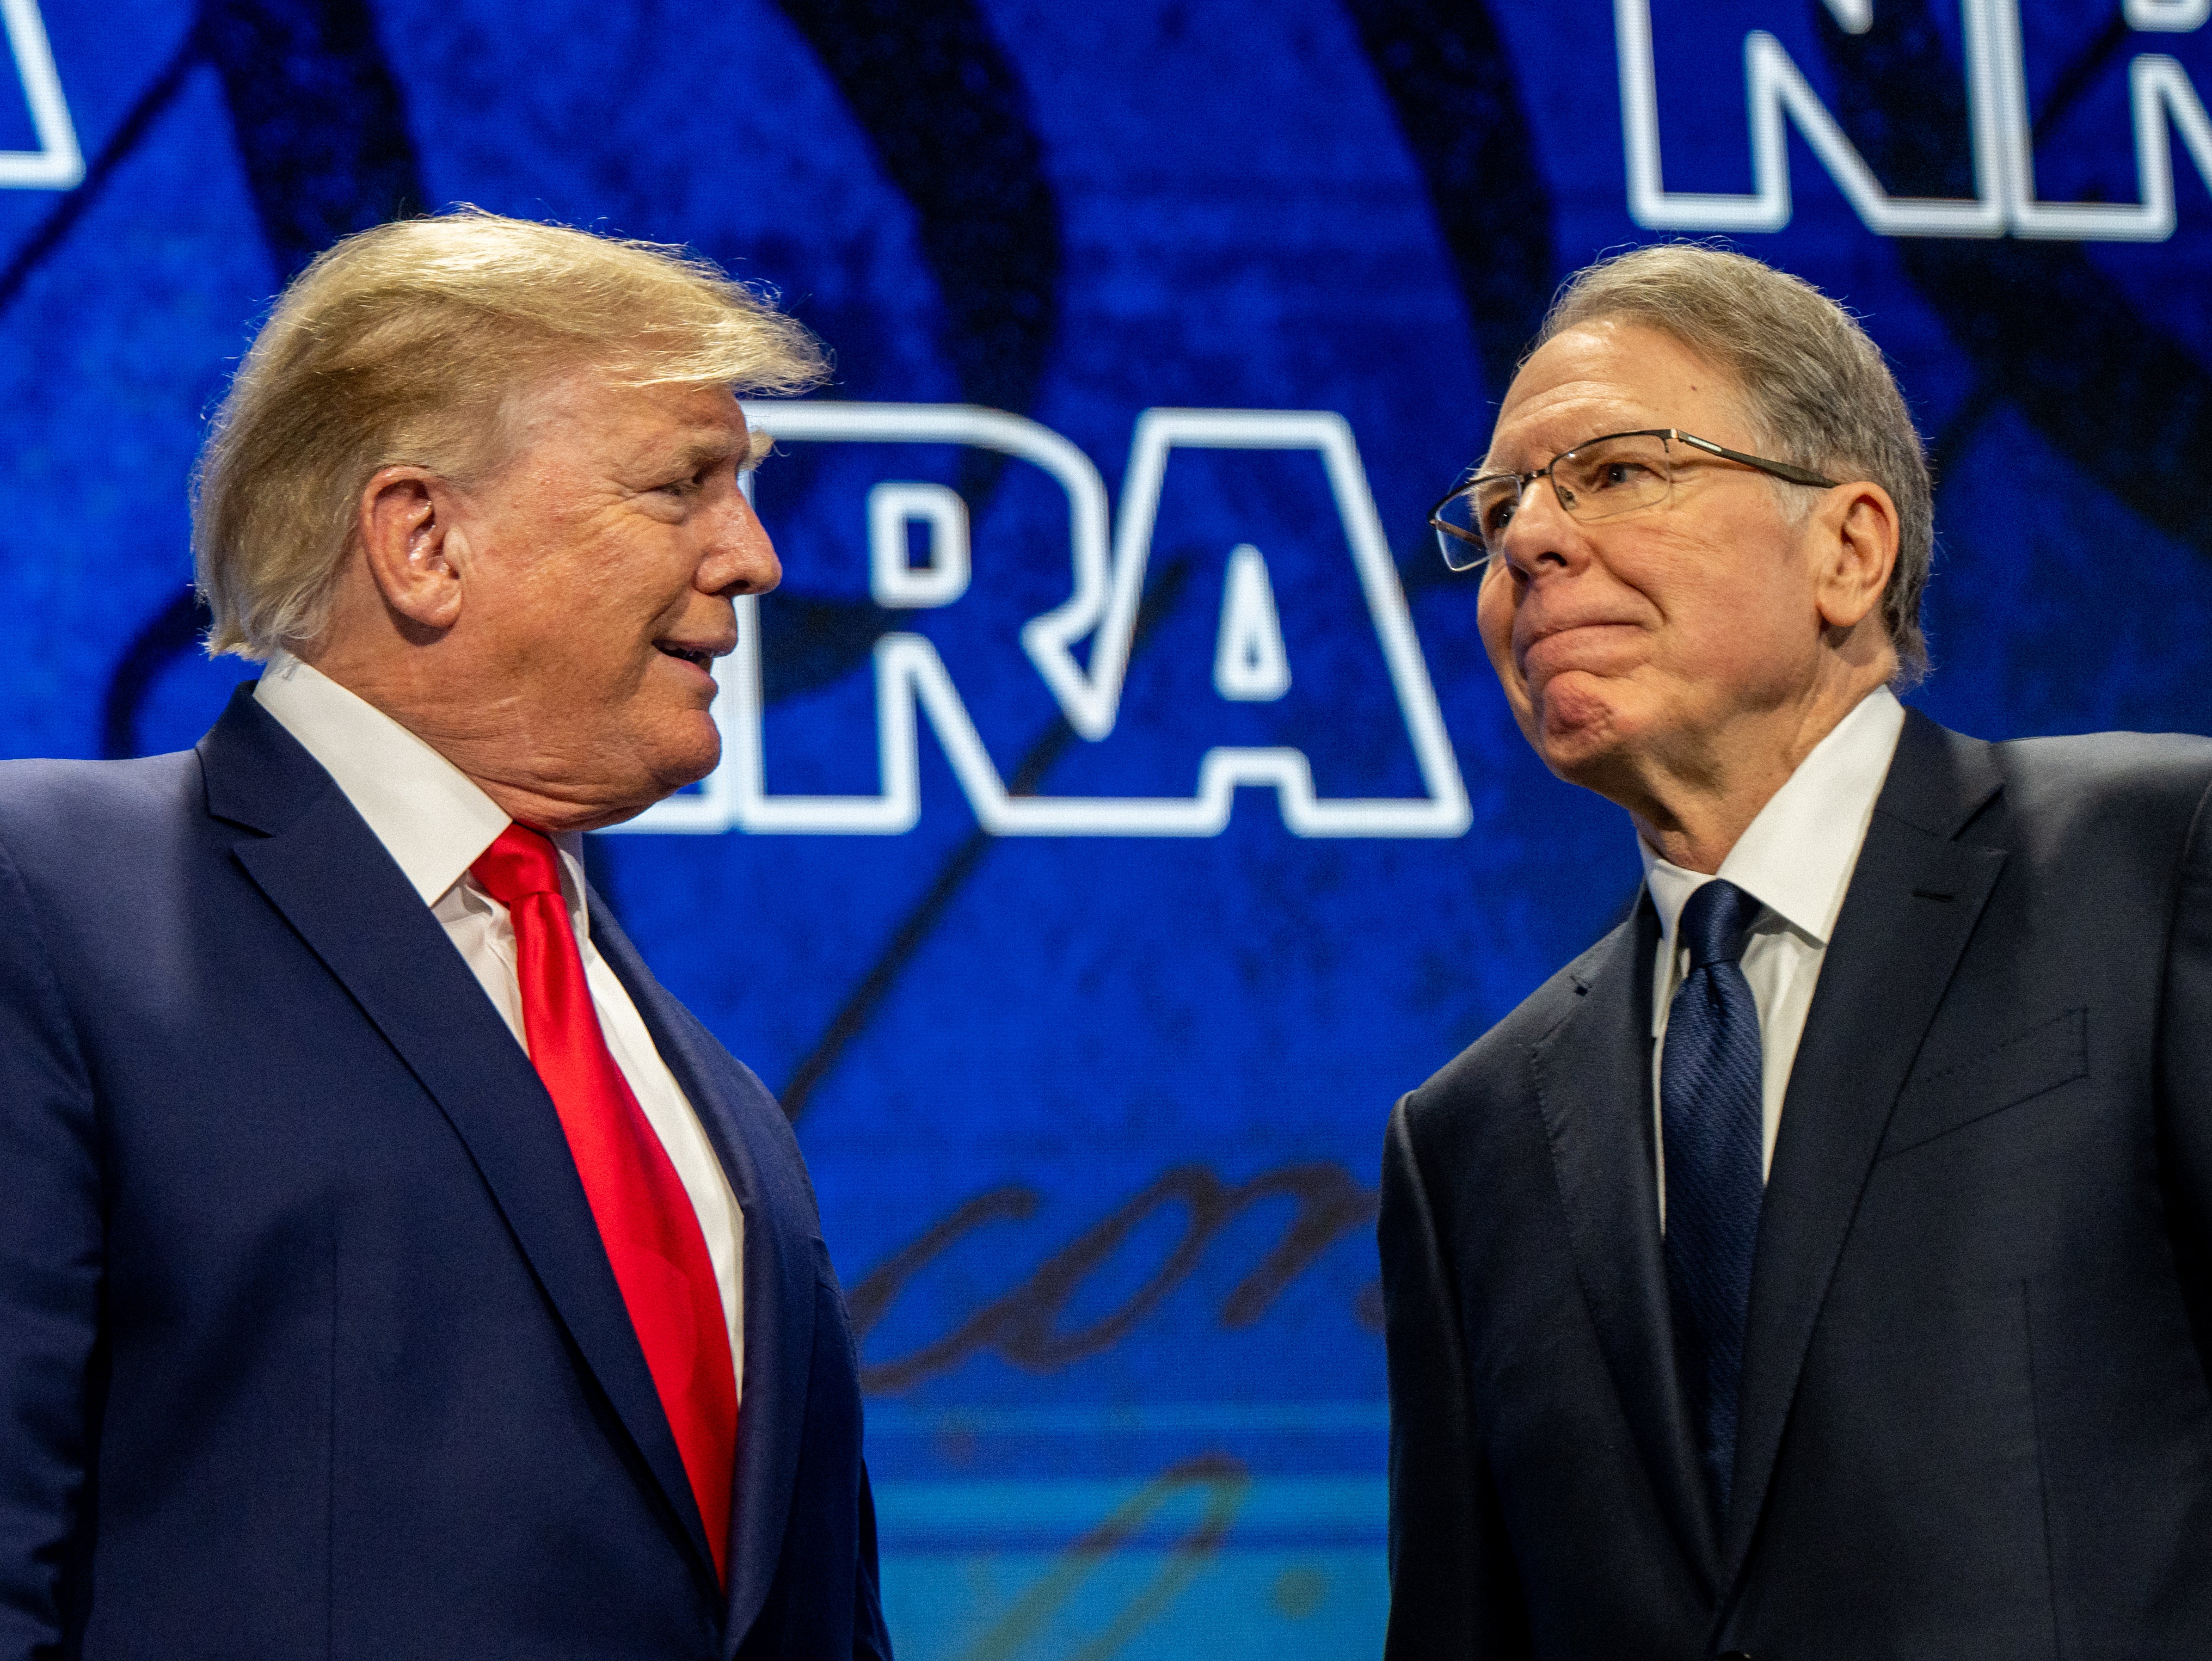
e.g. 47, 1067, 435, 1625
1661, 877, 1765, 1518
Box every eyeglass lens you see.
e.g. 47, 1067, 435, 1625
1434, 433, 1678, 571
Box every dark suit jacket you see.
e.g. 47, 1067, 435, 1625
1382, 711, 2212, 1660
0, 687, 891, 1661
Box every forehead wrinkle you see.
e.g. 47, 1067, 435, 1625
1484, 382, 1650, 474
1485, 345, 1769, 476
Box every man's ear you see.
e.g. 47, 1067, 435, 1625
1813, 480, 1899, 634
357, 467, 469, 633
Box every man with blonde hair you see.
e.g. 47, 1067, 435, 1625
1382, 243, 2212, 1657
0, 210, 890, 1660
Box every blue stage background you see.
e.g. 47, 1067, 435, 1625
4, 1, 2211, 1654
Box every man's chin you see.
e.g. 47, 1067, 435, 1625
576, 722, 721, 830
1526, 680, 1633, 785
649, 723, 722, 797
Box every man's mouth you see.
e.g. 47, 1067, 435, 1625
655, 642, 714, 668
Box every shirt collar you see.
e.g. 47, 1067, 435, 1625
253, 650, 588, 911
1639, 685, 1907, 960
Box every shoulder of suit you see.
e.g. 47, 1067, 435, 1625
1977, 728, 2212, 836
0, 751, 204, 853
1398, 920, 1630, 1132
1990, 727, 2212, 785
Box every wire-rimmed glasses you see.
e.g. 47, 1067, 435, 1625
1428, 429, 1839, 573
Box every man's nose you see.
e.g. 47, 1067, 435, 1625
1492, 477, 1588, 580
700, 487, 782, 597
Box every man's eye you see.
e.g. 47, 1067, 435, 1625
1484, 498, 1516, 535
1597, 461, 1654, 488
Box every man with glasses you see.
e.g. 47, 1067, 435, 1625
1381, 243, 2212, 1658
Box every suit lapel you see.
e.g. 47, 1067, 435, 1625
1719, 714, 2007, 1587
584, 895, 819, 1659
197, 689, 723, 1592
1532, 899, 1721, 1589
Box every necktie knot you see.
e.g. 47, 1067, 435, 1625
471, 823, 565, 906
1679, 878, 1758, 969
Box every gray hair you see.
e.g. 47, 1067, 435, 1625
1536, 243, 1932, 684
194, 208, 828, 660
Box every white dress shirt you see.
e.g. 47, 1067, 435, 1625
255, 651, 744, 1386
1642, 687, 1906, 1217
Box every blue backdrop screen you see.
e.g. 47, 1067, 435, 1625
6, 1, 2212, 1654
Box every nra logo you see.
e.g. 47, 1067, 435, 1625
1622, 0, 2212, 240
615, 404, 1472, 843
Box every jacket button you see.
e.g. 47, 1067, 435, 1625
1714, 1652, 1753, 1660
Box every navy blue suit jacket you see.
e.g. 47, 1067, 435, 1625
0, 686, 891, 1660
1382, 714, 2212, 1659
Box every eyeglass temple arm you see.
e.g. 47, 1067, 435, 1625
1672, 431, 1837, 489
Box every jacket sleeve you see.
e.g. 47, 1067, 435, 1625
1378, 1094, 1530, 1661
2157, 771, 2212, 1372
851, 1459, 891, 1661
0, 834, 102, 1660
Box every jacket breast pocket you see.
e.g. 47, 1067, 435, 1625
1879, 1007, 2089, 1160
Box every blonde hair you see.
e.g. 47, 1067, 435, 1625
193, 208, 828, 659
1537, 243, 1933, 684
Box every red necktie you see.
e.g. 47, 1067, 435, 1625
471, 824, 737, 1584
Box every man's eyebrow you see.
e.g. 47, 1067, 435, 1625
741, 427, 775, 471
644, 434, 750, 477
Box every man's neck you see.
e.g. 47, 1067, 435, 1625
296, 642, 630, 835
1618, 678, 1891, 875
